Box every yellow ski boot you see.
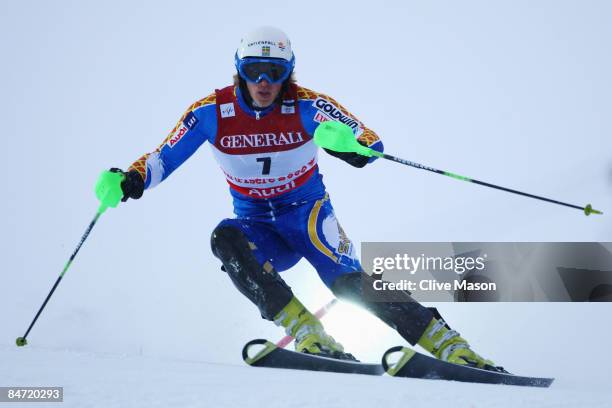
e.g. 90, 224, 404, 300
274, 297, 356, 361
418, 318, 496, 369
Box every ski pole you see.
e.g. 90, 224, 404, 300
276, 298, 338, 348
16, 210, 103, 346
376, 153, 602, 215
16, 170, 125, 347
314, 121, 603, 216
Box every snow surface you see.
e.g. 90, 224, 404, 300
2, 1, 612, 407
3, 304, 612, 407
2, 342, 611, 408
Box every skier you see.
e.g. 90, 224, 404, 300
97, 26, 496, 368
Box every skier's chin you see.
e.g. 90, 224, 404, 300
247, 81, 282, 108
254, 92, 274, 107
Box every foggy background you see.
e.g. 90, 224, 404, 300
1, 0, 611, 386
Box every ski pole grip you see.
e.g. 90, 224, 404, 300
314, 121, 373, 157
95, 170, 126, 213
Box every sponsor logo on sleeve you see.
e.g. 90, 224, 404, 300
167, 111, 199, 148
313, 111, 330, 123
167, 124, 188, 148
313, 97, 360, 131
183, 111, 199, 129
220, 102, 236, 118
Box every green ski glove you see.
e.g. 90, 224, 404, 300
95, 169, 126, 212
95, 168, 144, 212
313, 121, 377, 157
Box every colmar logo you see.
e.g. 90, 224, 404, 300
281, 104, 295, 114
282, 99, 295, 114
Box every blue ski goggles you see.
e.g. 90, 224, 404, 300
235, 55, 295, 84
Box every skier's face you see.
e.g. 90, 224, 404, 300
246, 80, 282, 108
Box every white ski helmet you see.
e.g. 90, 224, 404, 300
235, 26, 295, 84
236, 26, 294, 62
